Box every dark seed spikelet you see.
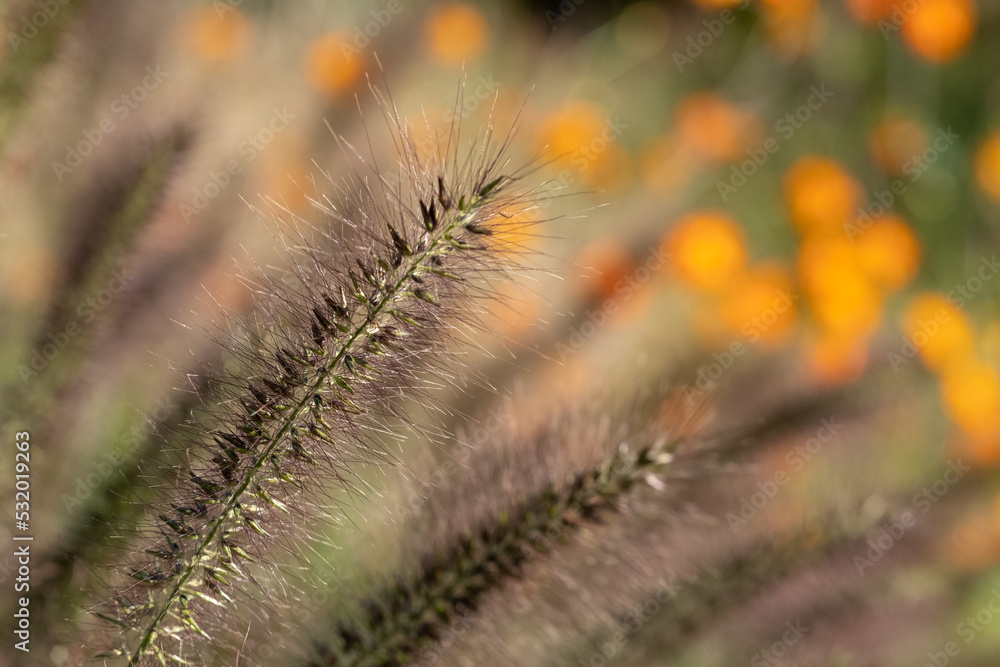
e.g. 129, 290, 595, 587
92, 90, 545, 665
305, 396, 708, 667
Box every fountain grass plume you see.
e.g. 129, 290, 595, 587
90, 86, 546, 665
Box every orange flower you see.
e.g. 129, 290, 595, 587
803, 330, 868, 385
869, 116, 928, 176
663, 211, 748, 292
901, 292, 975, 372
940, 357, 1000, 440
974, 131, 1000, 202
758, 0, 821, 57
784, 156, 863, 236
306, 31, 364, 97
901, 0, 976, 63
674, 93, 762, 165
853, 215, 921, 291
961, 431, 1000, 466
182, 7, 252, 63
425, 3, 488, 66
798, 237, 882, 338
719, 263, 797, 348
576, 239, 633, 302
536, 100, 612, 170
845, 0, 897, 24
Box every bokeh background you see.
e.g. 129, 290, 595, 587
4, 0, 1000, 664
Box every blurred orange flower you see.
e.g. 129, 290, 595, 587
576, 239, 634, 302
674, 93, 762, 165
784, 156, 864, 236
758, 0, 821, 57
306, 30, 364, 97
901, 292, 975, 372
425, 3, 489, 66
940, 357, 1000, 440
974, 131, 1000, 202
488, 209, 538, 257
664, 211, 748, 292
901, 0, 976, 63
719, 263, 797, 348
183, 7, 252, 63
869, 115, 928, 176
803, 330, 868, 385
536, 100, 613, 172
854, 215, 922, 291
845, 0, 897, 25
797, 237, 883, 339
